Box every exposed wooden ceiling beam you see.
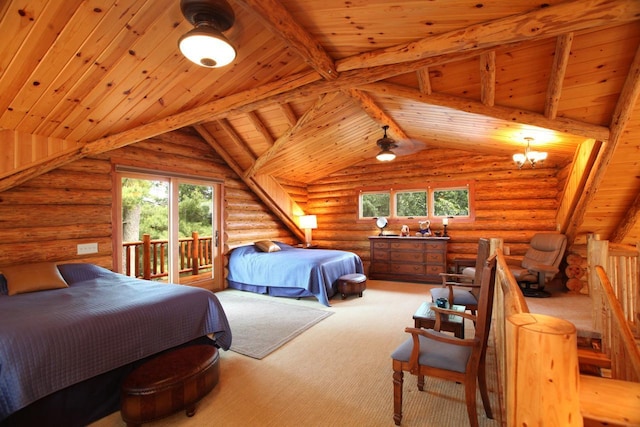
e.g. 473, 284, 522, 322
416, 68, 432, 95
344, 88, 409, 142
545, 33, 574, 120
358, 82, 611, 141
565, 42, 640, 243
277, 103, 298, 127
0, 48, 492, 190
219, 118, 258, 158
480, 51, 495, 107
610, 189, 640, 243
234, 0, 337, 80
194, 124, 305, 242
244, 92, 340, 179
336, 0, 640, 72
245, 111, 275, 147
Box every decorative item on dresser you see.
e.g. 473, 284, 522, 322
368, 236, 449, 283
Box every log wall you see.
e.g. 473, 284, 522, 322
0, 131, 295, 270
305, 147, 565, 275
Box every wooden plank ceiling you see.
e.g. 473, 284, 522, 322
0, 0, 639, 245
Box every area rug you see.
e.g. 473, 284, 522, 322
215, 291, 334, 359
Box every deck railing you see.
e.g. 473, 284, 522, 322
122, 231, 213, 280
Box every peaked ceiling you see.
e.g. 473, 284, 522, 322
1, 0, 640, 244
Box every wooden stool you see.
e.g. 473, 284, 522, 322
121, 345, 219, 427
337, 273, 367, 299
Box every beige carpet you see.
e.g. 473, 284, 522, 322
91, 280, 502, 427
215, 291, 334, 359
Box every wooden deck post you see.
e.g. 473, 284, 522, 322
192, 231, 200, 275
506, 312, 582, 426
142, 234, 151, 280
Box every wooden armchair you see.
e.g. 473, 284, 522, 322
431, 238, 490, 315
391, 255, 497, 427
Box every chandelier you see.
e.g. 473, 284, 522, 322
513, 137, 547, 168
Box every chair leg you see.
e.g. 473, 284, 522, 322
417, 374, 425, 391
393, 368, 404, 426
478, 360, 493, 419
464, 376, 479, 427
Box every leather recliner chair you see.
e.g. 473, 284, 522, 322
508, 232, 567, 297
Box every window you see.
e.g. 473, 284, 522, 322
433, 188, 470, 217
358, 182, 473, 221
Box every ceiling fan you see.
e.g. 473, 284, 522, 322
375, 125, 426, 161
376, 125, 398, 161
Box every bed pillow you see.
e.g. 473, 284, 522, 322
1, 262, 69, 296
254, 240, 281, 253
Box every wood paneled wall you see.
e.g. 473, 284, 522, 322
305, 148, 566, 273
0, 131, 294, 270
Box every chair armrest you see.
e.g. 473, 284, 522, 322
439, 273, 478, 288
430, 306, 476, 323
405, 327, 476, 347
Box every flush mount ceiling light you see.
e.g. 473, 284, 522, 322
376, 125, 398, 162
513, 136, 548, 168
178, 0, 237, 68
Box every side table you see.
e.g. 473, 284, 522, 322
412, 301, 465, 338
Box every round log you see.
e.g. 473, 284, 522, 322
566, 278, 585, 292
506, 313, 581, 426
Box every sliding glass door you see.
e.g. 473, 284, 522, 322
115, 170, 222, 289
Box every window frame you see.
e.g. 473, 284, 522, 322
357, 181, 475, 224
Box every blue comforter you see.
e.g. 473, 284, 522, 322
0, 264, 231, 420
227, 242, 364, 306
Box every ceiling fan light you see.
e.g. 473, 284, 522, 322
376, 149, 396, 162
179, 25, 236, 68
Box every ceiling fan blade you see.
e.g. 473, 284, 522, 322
393, 138, 427, 155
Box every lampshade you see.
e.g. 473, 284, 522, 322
178, 0, 236, 68
513, 137, 547, 168
178, 24, 236, 68
299, 215, 318, 230
376, 149, 396, 162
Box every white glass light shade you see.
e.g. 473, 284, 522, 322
376, 149, 396, 162
178, 26, 236, 68
299, 215, 318, 230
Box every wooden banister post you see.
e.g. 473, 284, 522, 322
506, 313, 582, 426
142, 234, 151, 280
192, 231, 199, 275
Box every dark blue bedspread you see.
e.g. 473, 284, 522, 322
0, 264, 231, 420
227, 242, 364, 306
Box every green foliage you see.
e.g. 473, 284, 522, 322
396, 191, 427, 217
433, 189, 469, 216
121, 179, 213, 241
361, 193, 390, 217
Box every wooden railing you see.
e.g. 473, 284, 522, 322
122, 231, 213, 280
493, 238, 640, 426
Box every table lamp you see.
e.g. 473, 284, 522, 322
299, 215, 317, 247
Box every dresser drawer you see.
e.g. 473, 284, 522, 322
373, 241, 390, 249
425, 241, 445, 251
426, 252, 444, 263
372, 249, 389, 261
390, 251, 423, 263
390, 241, 423, 251
391, 263, 426, 275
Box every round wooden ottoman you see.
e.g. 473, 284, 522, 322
337, 273, 367, 299
120, 344, 219, 427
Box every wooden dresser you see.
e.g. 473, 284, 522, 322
368, 236, 449, 283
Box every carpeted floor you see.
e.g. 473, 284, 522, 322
91, 280, 502, 427
215, 290, 334, 359
91, 279, 593, 427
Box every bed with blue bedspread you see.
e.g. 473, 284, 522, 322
0, 262, 231, 426
227, 241, 364, 306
